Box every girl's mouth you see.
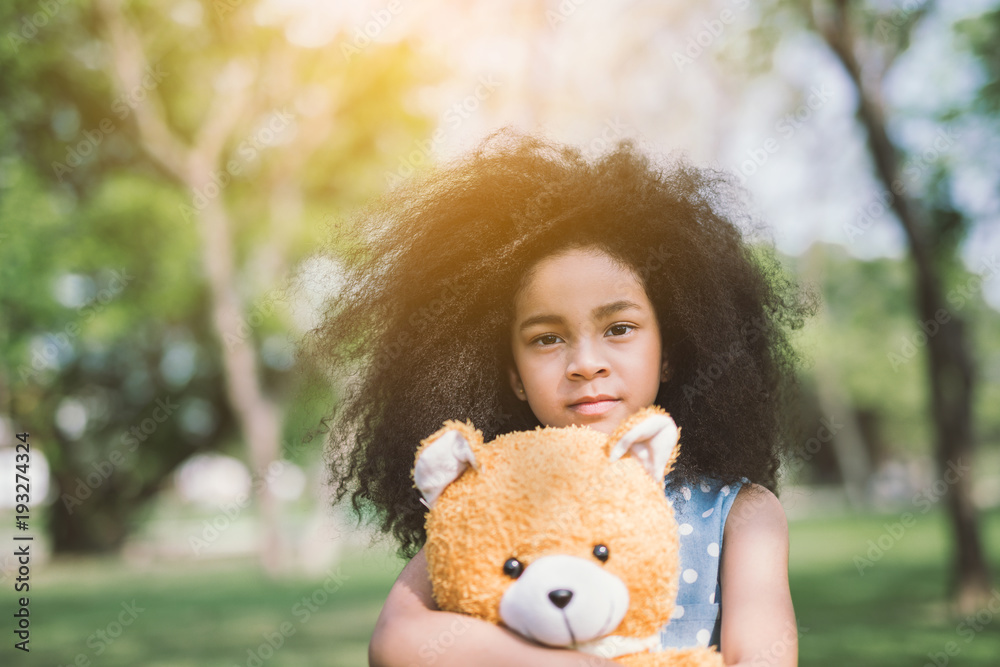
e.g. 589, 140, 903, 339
569, 399, 620, 416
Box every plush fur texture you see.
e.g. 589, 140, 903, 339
412, 405, 726, 666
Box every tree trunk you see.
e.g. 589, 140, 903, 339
920, 279, 989, 612
192, 165, 285, 575
95, 1, 287, 575
812, 0, 991, 612
802, 246, 872, 508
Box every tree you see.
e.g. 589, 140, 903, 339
798, 0, 993, 612
0, 0, 435, 566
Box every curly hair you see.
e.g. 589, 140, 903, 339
301, 128, 816, 559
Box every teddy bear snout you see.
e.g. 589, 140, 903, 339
498, 554, 630, 647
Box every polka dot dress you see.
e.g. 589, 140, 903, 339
657, 474, 748, 653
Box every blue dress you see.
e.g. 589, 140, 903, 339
658, 474, 749, 653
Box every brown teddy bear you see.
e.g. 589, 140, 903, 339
412, 405, 726, 666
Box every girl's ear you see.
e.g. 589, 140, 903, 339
607, 407, 681, 485
412, 420, 483, 508
507, 364, 528, 401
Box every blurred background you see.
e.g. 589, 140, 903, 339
1, 0, 999, 665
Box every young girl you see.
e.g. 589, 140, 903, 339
305, 129, 814, 666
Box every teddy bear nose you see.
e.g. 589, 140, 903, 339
548, 589, 573, 609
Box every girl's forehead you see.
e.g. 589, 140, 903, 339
523, 247, 639, 288
513, 251, 650, 321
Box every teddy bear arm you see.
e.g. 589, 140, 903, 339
615, 647, 727, 667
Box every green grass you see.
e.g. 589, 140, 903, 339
1, 547, 403, 667
789, 506, 1000, 666
2, 507, 1000, 666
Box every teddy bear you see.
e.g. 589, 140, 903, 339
411, 405, 726, 667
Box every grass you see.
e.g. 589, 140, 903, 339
2, 506, 1000, 666
1, 547, 401, 667
789, 505, 1000, 666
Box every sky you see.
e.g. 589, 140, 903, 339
245, 0, 1000, 307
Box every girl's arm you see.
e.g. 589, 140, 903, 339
369, 545, 622, 667
718, 484, 799, 667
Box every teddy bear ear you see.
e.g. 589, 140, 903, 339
607, 409, 680, 485
412, 420, 482, 509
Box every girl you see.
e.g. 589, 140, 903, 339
304, 129, 815, 666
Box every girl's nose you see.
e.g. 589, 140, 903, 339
565, 339, 609, 379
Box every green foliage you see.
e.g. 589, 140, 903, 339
787, 243, 1000, 463
954, 8, 1000, 113
0, 0, 438, 552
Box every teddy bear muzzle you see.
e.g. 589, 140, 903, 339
497, 554, 630, 647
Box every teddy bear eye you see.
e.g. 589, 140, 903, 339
503, 558, 524, 579
593, 544, 609, 562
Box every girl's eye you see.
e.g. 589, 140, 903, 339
532, 334, 562, 347
607, 324, 635, 337
531, 325, 633, 346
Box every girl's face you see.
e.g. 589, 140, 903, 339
508, 246, 669, 435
